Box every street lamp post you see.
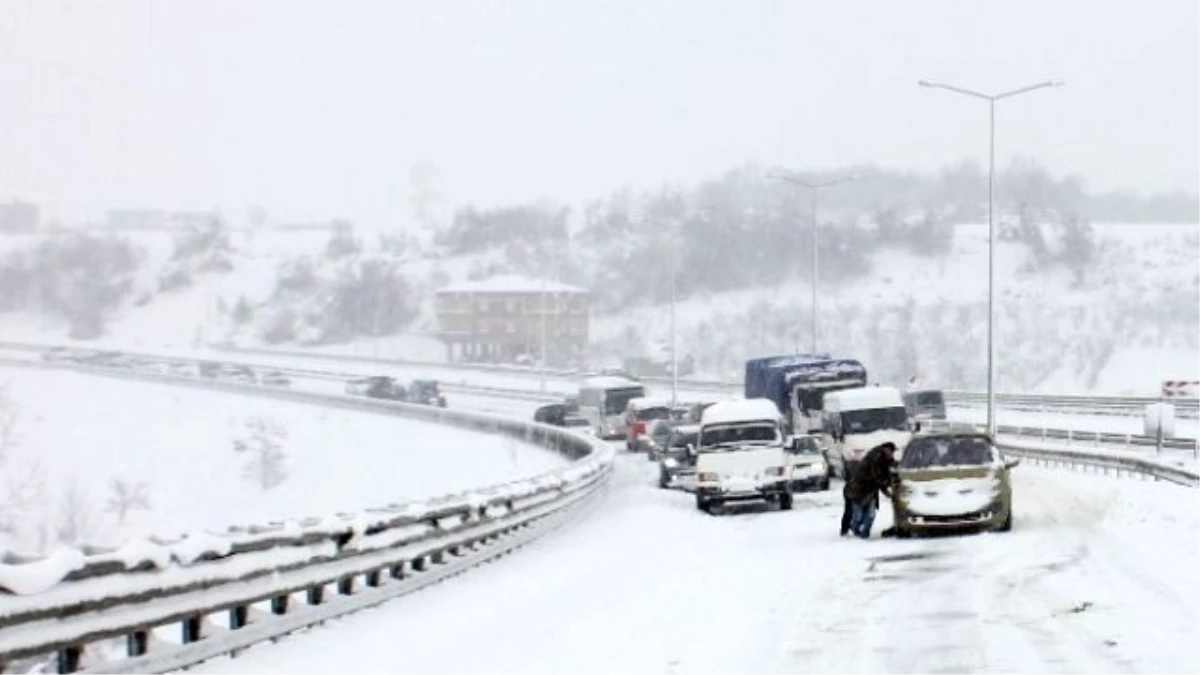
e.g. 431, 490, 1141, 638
918, 78, 1063, 437
767, 171, 859, 354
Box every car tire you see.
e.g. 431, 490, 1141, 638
997, 510, 1013, 532
895, 526, 913, 539
779, 491, 794, 511
658, 471, 670, 489
695, 495, 708, 512
818, 478, 830, 491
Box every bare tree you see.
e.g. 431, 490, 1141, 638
0, 460, 46, 536
0, 383, 20, 464
233, 416, 289, 491
56, 481, 95, 546
105, 478, 150, 525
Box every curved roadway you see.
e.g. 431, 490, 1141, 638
195, 446, 1198, 673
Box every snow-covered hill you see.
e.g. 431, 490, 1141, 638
0, 221, 1195, 396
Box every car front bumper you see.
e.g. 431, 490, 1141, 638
896, 505, 1008, 532
696, 479, 789, 501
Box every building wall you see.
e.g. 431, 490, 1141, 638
435, 289, 590, 361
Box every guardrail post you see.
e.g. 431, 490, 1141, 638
307, 584, 325, 605
230, 604, 249, 630
271, 594, 289, 615
182, 615, 203, 644
127, 629, 149, 657
57, 646, 82, 674
412, 556, 427, 572
366, 569, 382, 587
337, 575, 355, 595
390, 562, 406, 579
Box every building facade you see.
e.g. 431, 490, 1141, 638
434, 275, 589, 365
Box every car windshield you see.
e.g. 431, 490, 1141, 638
604, 387, 646, 415
699, 423, 779, 450
901, 437, 995, 468
840, 406, 908, 434
792, 436, 823, 454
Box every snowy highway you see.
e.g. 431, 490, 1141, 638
194, 446, 1199, 674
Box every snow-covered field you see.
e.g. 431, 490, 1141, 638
194, 452, 1200, 674
0, 365, 566, 554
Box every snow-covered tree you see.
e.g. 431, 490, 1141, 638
105, 478, 150, 525
233, 416, 289, 491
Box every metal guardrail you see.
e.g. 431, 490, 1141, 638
998, 439, 1199, 487
0, 358, 614, 674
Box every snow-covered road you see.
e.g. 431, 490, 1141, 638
195, 451, 1199, 674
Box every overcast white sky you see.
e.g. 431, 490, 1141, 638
0, 0, 1196, 228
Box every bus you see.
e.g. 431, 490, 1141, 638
578, 376, 646, 440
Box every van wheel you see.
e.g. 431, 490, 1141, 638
695, 495, 709, 512
779, 491, 794, 511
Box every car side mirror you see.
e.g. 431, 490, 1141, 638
1004, 457, 1020, 470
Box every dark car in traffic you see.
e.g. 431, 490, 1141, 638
657, 423, 699, 489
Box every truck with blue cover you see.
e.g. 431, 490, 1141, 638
744, 354, 868, 435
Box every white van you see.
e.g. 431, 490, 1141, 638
578, 376, 646, 440
822, 386, 912, 479
693, 399, 792, 514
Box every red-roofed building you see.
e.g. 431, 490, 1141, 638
434, 275, 590, 364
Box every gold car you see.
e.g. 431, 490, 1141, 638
891, 431, 1018, 537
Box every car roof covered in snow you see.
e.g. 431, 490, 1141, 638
700, 399, 782, 426
581, 375, 643, 390
627, 396, 672, 410
825, 386, 904, 411
437, 274, 588, 295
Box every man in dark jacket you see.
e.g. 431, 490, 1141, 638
844, 442, 899, 539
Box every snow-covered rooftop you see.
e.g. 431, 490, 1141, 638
826, 386, 905, 411
700, 399, 782, 426
438, 275, 589, 295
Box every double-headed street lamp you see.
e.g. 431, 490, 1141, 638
918, 78, 1063, 437
767, 171, 859, 354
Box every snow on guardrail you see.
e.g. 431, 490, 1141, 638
0, 356, 614, 674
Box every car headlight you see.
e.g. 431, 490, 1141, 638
697, 472, 718, 482
663, 458, 679, 469
810, 461, 826, 473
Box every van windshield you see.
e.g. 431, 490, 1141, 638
840, 406, 908, 434
699, 423, 779, 450
604, 387, 646, 415
916, 391, 944, 406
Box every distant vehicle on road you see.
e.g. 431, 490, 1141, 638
578, 376, 645, 439
903, 388, 948, 422
345, 376, 407, 401
657, 423, 699, 490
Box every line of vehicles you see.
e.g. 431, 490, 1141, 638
534, 353, 1015, 536
39, 347, 450, 408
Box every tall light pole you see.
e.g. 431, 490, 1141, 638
768, 171, 859, 354
918, 78, 1063, 437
